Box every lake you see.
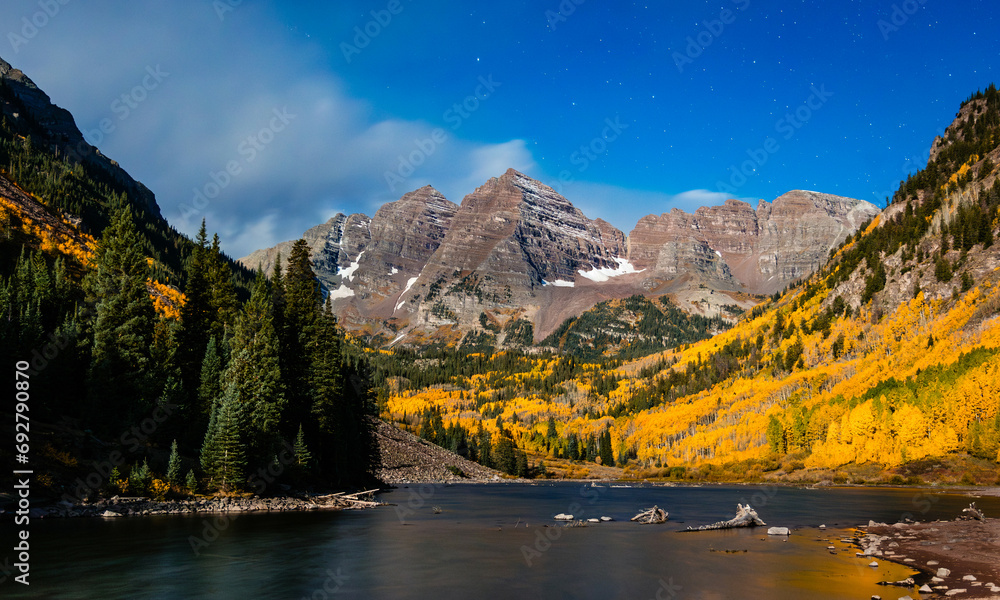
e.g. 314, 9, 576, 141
5, 483, 998, 599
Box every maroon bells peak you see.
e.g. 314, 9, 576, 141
240, 170, 877, 347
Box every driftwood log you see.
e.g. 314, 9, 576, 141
309, 489, 381, 509
962, 502, 986, 521
684, 503, 766, 532
631, 505, 669, 524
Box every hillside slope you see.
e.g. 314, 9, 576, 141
382, 85, 1000, 483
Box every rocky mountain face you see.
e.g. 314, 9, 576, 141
239, 213, 371, 285
241, 169, 877, 347
0, 56, 160, 219
628, 192, 879, 295
397, 169, 629, 338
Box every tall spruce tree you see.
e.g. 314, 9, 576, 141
281, 239, 321, 432
309, 297, 343, 476
197, 336, 224, 418
177, 221, 214, 401
222, 269, 286, 466
167, 439, 181, 486
87, 203, 157, 429
600, 429, 615, 467
209, 385, 247, 490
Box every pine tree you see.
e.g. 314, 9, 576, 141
200, 397, 221, 474
223, 269, 286, 465
185, 469, 198, 494
477, 426, 492, 468
767, 415, 785, 454
282, 239, 321, 431
167, 439, 181, 486
294, 424, 312, 468
197, 336, 224, 418
211, 386, 247, 490
87, 204, 157, 429
208, 234, 239, 340
600, 429, 615, 467
310, 298, 343, 440
567, 433, 579, 461
515, 452, 529, 478
130, 458, 152, 495
177, 220, 214, 404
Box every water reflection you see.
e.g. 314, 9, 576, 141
7, 484, 997, 599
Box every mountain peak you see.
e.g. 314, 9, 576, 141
0, 54, 160, 218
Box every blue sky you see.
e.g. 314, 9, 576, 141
1, 0, 997, 257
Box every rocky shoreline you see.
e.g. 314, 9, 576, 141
26, 492, 380, 520
375, 420, 506, 483
855, 517, 1000, 599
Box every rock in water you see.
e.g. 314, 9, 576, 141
768, 527, 790, 536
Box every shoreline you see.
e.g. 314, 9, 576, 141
20, 491, 382, 520
856, 518, 1000, 599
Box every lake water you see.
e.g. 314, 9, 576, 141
5, 483, 999, 599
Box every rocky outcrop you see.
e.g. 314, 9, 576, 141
628, 192, 879, 294
238, 213, 371, 283
0, 56, 160, 218
351, 186, 457, 309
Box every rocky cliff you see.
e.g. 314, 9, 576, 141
0, 57, 160, 219
627, 192, 879, 294
241, 170, 877, 347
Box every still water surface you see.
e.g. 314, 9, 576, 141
7, 483, 1000, 599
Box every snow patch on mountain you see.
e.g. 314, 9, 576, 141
543, 279, 576, 288
338, 251, 364, 282
578, 258, 644, 282
328, 284, 355, 301
395, 276, 420, 311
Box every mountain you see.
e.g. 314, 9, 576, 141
243, 170, 876, 349
628, 191, 878, 294
0, 57, 159, 219
379, 84, 1000, 484
0, 56, 379, 498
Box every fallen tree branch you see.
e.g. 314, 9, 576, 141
631, 505, 669, 524
684, 503, 766, 532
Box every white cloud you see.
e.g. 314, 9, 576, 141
222, 213, 280, 262
0, 1, 545, 257
0, 1, 757, 258
544, 181, 754, 234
